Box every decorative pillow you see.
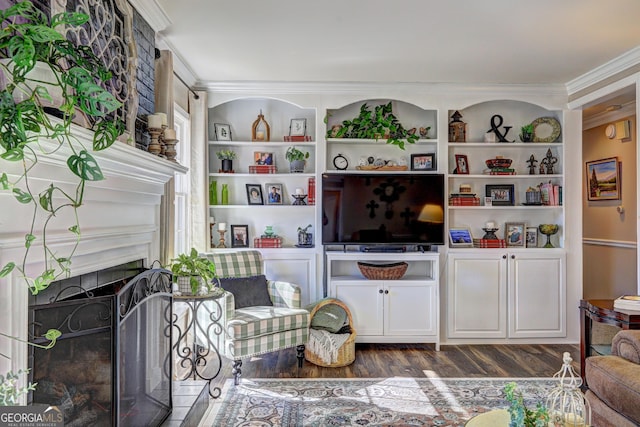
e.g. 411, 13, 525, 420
219, 275, 272, 309
306, 299, 348, 333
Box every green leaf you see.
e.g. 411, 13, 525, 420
12, 188, 32, 203
24, 25, 65, 44
68, 225, 80, 235
93, 120, 121, 151
7, 36, 35, 76
38, 186, 54, 212
42, 329, 61, 348
25, 233, 35, 248
0, 173, 9, 190
67, 150, 104, 181
30, 270, 55, 294
0, 262, 15, 278
51, 11, 89, 28
0, 148, 24, 161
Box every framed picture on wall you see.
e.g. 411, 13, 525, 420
586, 157, 620, 201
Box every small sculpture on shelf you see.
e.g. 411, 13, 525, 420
486, 114, 513, 142
526, 154, 538, 175
540, 148, 558, 175
251, 109, 270, 141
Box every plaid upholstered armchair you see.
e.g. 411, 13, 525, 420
205, 250, 310, 385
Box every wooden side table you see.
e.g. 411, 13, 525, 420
579, 299, 640, 387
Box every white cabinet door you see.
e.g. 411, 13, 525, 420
385, 280, 437, 336
447, 253, 507, 338
334, 280, 384, 336
509, 252, 566, 337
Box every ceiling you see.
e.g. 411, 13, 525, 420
155, 0, 640, 88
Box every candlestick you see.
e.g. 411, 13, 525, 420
295, 188, 304, 195
147, 127, 162, 156
156, 112, 167, 127
148, 114, 162, 129
485, 222, 495, 229
164, 128, 176, 140
217, 229, 227, 248
256, 131, 265, 140
218, 222, 226, 231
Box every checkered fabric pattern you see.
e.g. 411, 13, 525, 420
205, 250, 263, 278
205, 250, 310, 362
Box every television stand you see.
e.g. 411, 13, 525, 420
360, 246, 406, 253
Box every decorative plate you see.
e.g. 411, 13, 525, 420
531, 117, 561, 142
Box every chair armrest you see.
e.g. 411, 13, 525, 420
222, 290, 236, 321
612, 330, 640, 364
267, 280, 301, 308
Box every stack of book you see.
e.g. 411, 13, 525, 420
473, 238, 507, 248
540, 182, 563, 205
253, 236, 282, 248
249, 165, 277, 174
487, 167, 516, 175
614, 295, 640, 312
449, 193, 480, 206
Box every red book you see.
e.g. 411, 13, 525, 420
308, 177, 316, 205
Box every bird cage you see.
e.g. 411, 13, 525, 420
546, 352, 591, 427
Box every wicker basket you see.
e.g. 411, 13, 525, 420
305, 298, 356, 367
357, 261, 408, 280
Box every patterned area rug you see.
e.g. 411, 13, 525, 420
211, 377, 555, 426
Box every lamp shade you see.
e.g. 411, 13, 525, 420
418, 204, 444, 223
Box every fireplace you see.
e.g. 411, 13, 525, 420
28, 261, 173, 427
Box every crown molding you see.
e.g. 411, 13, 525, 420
195, 80, 567, 98
566, 46, 640, 96
582, 102, 635, 130
128, 0, 171, 32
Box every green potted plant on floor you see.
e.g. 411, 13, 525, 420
0, 1, 124, 294
286, 146, 309, 173
170, 248, 219, 296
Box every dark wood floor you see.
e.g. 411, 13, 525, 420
205, 342, 579, 391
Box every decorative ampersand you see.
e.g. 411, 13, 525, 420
487, 114, 513, 142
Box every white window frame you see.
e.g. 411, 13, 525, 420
173, 104, 191, 255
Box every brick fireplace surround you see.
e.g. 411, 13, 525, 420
0, 124, 186, 402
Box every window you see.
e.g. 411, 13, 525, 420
173, 105, 191, 255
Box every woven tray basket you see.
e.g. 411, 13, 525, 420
305, 298, 356, 367
357, 261, 408, 280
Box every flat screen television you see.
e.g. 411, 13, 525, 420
321, 173, 445, 246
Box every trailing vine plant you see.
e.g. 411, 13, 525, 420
0, 1, 124, 294
326, 101, 419, 149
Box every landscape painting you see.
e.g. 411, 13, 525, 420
586, 157, 620, 201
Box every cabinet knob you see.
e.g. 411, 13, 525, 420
502, 254, 507, 259
379, 289, 383, 294
511, 254, 516, 259
384, 290, 389, 294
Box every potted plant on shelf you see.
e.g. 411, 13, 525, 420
327, 101, 419, 149
216, 149, 236, 172
169, 248, 219, 296
0, 1, 124, 295
520, 123, 534, 142
286, 146, 309, 173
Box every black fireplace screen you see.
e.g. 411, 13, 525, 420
29, 264, 173, 427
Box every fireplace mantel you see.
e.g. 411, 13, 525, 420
0, 123, 186, 382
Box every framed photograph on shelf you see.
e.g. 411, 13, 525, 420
411, 153, 436, 171
265, 183, 283, 205
484, 196, 493, 207
231, 225, 249, 248
449, 227, 473, 248
485, 184, 515, 206
214, 123, 232, 141
454, 154, 469, 174
505, 222, 526, 247
586, 157, 620, 201
246, 184, 264, 205
289, 118, 307, 136
526, 226, 538, 248
254, 151, 274, 165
